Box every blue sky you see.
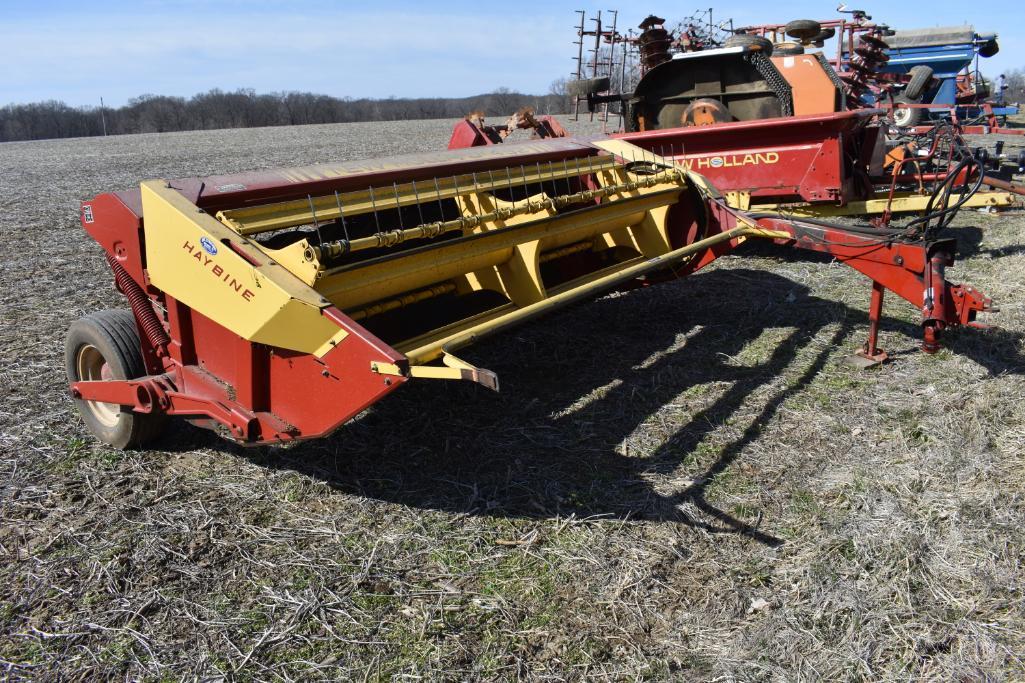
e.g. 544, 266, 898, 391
1, 0, 1020, 107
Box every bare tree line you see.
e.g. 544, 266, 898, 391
7, 66, 1016, 144
999, 68, 1025, 103
0, 86, 576, 142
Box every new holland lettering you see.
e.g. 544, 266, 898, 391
677, 152, 780, 171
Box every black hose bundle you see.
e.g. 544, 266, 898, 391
901, 125, 985, 239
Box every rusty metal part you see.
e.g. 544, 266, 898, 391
637, 15, 672, 70
841, 30, 890, 100
982, 175, 1025, 197
681, 99, 732, 127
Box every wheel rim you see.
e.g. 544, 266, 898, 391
893, 107, 912, 127
76, 344, 119, 428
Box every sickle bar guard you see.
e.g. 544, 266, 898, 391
69, 137, 991, 447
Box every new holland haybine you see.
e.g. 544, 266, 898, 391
69, 131, 994, 448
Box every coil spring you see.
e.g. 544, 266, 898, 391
106, 253, 170, 356
638, 26, 672, 70
842, 30, 890, 101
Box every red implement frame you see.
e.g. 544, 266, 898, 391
451, 110, 883, 206
612, 110, 883, 204
905, 102, 1025, 137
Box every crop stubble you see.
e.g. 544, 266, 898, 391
1, 119, 1024, 680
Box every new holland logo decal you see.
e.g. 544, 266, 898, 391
679, 152, 780, 171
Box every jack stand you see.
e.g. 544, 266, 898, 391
850, 282, 889, 368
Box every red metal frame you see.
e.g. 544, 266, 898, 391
452, 110, 883, 206
736, 16, 879, 74
905, 102, 1025, 137
448, 115, 570, 149
652, 197, 991, 355
613, 110, 883, 204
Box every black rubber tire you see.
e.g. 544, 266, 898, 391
774, 41, 805, 56
978, 39, 999, 58
725, 34, 773, 55
905, 66, 934, 100
566, 77, 611, 97
66, 310, 166, 449
890, 94, 925, 127
784, 19, 822, 42
813, 27, 836, 42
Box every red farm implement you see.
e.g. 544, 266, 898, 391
69, 134, 992, 448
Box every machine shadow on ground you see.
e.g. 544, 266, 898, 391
954, 224, 1025, 260
162, 267, 1024, 543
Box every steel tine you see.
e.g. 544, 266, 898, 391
452, 174, 462, 220
333, 191, 350, 244
505, 166, 516, 207
547, 160, 559, 196
410, 179, 425, 225
392, 182, 404, 230
469, 171, 482, 215
307, 194, 324, 249
433, 177, 445, 220
519, 164, 530, 206
487, 169, 497, 197
368, 185, 382, 233
562, 158, 573, 196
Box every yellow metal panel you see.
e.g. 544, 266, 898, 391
140, 180, 347, 356
315, 189, 676, 309
457, 189, 551, 306
401, 225, 755, 365
772, 54, 838, 115
590, 139, 664, 165
725, 191, 752, 210
217, 157, 621, 235
752, 191, 1016, 217
261, 238, 321, 286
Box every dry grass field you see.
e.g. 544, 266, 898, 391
1, 118, 1024, 681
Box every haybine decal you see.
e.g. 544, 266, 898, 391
182, 240, 256, 301
675, 151, 780, 171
